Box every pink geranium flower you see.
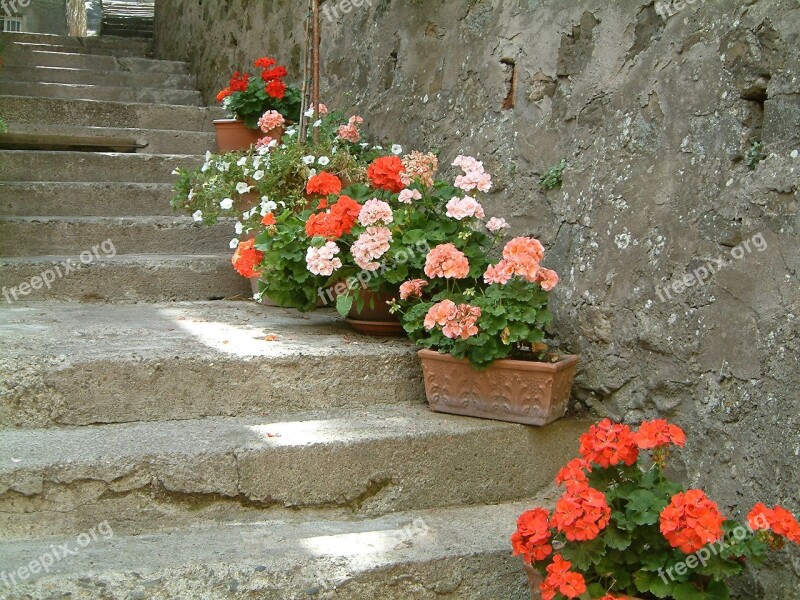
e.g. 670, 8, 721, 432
258, 110, 285, 133
358, 199, 394, 226
306, 241, 342, 276
445, 196, 485, 220
352, 226, 392, 271
398, 188, 422, 204
424, 243, 470, 279
399, 279, 428, 300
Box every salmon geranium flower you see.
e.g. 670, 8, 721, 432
306, 172, 343, 196
424, 243, 470, 279
551, 485, 611, 542
367, 155, 406, 193
634, 419, 687, 449
231, 238, 264, 278
399, 279, 428, 300
659, 489, 725, 553
578, 418, 639, 468
511, 508, 553, 563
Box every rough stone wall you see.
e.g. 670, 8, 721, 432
154, 1, 799, 596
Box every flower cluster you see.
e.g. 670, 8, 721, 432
452, 154, 492, 192
337, 115, 363, 143
423, 300, 481, 340
423, 243, 470, 279
747, 503, 800, 544
401, 151, 438, 187
659, 489, 726, 553
258, 110, 285, 133
367, 155, 406, 193
540, 555, 586, 600
551, 485, 612, 542
358, 199, 393, 226
399, 279, 427, 300
231, 238, 264, 278
445, 196, 485, 220
511, 508, 553, 563
578, 418, 639, 468
306, 172, 343, 197
305, 195, 361, 240
306, 241, 342, 276
352, 226, 392, 271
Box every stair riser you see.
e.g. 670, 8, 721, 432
0, 96, 221, 132
0, 33, 151, 55
0, 420, 583, 538
0, 257, 249, 303
0, 152, 202, 183
0, 81, 203, 106
0, 184, 175, 216
0, 220, 233, 256
5, 42, 151, 58
1, 66, 195, 90
2, 49, 189, 74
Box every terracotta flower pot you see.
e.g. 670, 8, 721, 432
418, 349, 579, 425
344, 289, 405, 336
249, 276, 279, 306
213, 120, 284, 153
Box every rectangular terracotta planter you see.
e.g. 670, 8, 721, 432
418, 349, 579, 426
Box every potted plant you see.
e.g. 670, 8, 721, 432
214, 56, 301, 152
512, 418, 800, 599
393, 155, 574, 423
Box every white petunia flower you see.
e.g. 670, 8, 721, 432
373, 145, 383, 150
220, 198, 234, 210
253, 170, 265, 180
304, 107, 315, 118
360, 142, 369, 149
235, 222, 243, 235
171, 168, 179, 175
307, 169, 317, 178
192, 210, 203, 222
236, 182, 252, 194
391, 144, 403, 155
252, 157, 262, 169
302, 155, 316, 165
313, 119, 322, 128
317, 156, 330, 166
260, 200, 278, 215
188, 189, 194, 200
237, 157, 248, 167
229, 238, 239, 249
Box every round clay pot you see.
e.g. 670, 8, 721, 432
213, 120, 284, 153
344, 288, 404, 336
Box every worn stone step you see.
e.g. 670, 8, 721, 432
1, 48, 189, 74
0, 150, 201, 183
0, 499, 541, 599
0, 216, 233, 256
3, 124, 215, 154
0, 80, 202, 106
0, 255, 249, 304
0, 96, 223, 131
2, 41, 151, 58
0, 32, 151, 56
0, 182, 174, 216
1, 65, 195, 89
0, 95, 221, 132
0, 80, 203, 106
0, 403, 582, 538
0, 301, 422, 428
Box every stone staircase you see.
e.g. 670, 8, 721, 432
0, 32, 586, 599
101, 1, 155, 38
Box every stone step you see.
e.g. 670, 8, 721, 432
0, 216, 233, 256
0, 32, 151, 56
3, 124, 215, 155
0, 499, 541, 598
0, 301, 423, 428
1, 65, 196, 90
0, 96, 222, 132
0, 150, 202, 183
0, 403, 582, 538
0, 183, 174, 216
1, 48, 189, 74
3, 41, 151, 59
0, 255, 249, 304
0, 80, 203, 106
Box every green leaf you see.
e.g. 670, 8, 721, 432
672, 582, 707, 600
603, 524, 633, 551
336, 293, 353, 317
633, 570, 677, 598
626, 489, 666, 526
559, 536, 605, 570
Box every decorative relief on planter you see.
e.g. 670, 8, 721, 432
418, 349, 579, 426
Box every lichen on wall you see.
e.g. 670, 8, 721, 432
154, 1, 800, 596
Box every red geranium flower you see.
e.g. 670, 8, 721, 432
261, 65, 288, 82
305, 195, 361, 239
511, 508, 553, 563
539, 555, 587, 600
555, 458, 592, 491
551, 485, 611, 541
231, 238, 264, 278
265, 79, 286, 100
306, 172, 342, 196
634, 419, 686, 449
578, 418, 639, 468
216, 87, 232, 102
659, 489, 725, 553
261, 213, 276, 226
229, 71, 249, 92
367, 155, 405, 193
254, 56, 276, 69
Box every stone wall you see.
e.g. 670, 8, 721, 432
154, 0, 800, 595
10, 0, 68, 34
